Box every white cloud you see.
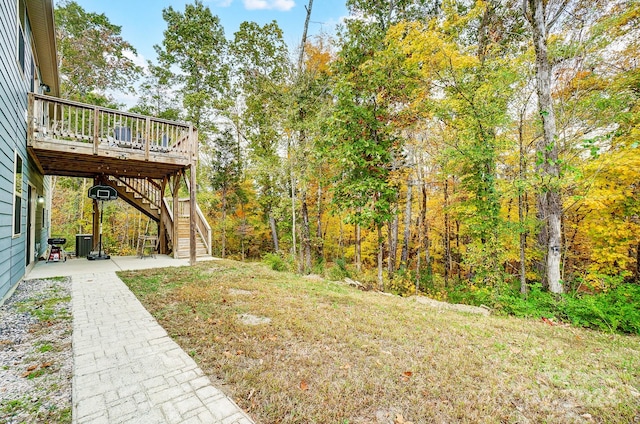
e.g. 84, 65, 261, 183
124, 50, 147, 70
243, 0, 295, 11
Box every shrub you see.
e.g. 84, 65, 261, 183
387, 270, 416, 297
559, 284, 640, 334
262, 252, 289, 272
495, 283, 640, 335
326, 258, 351, 281
496, 283, 558, 319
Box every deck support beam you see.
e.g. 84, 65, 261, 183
189, 162, 196, 266
172, 172, 180, 259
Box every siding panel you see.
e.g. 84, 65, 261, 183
0, 0, 48, 301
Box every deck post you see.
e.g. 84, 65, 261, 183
27, 93, 34, 145
189, 162, 197, 266
172, 172, 180, 259
159, 177, 168, 254
189, 126, 197, 265
92, 177, 100, 251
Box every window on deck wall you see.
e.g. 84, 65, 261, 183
16, 0, 33, 83
13, 152, 23, 236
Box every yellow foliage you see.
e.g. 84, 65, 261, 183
388, 272, 416, 296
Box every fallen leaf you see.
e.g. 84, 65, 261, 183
300, 380, 309, 391
236, 350, 244, 355
40, 362, 53, 368
403, 371, 413, 377
541, 317, 555, 326
26, 364, 38, 372
21, 371, 32, 378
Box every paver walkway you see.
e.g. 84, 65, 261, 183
72, 272, 255, 424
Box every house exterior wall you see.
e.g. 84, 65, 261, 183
0, 0, 49, 302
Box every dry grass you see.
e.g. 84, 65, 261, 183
119, 260, 640, 424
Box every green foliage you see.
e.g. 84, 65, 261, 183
560, 285, 640, 334
155, 0, 229, 130
262, 252, 289, 272
311, 257, 326, 276
496, 283, 640, 335
16, 294, 71, 322
326, 258, 351, 281
495, 283, 557, 318
445, 280, 497, 307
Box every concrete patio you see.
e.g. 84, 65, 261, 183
25, 255, 255, 424
26, 254, 204, 280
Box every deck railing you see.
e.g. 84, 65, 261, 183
28, 93, 195, 160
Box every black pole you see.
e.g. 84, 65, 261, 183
98, 200, 104, 257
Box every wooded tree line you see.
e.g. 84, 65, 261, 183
52, 0, 640, 297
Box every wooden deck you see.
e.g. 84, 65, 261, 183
27, 93, 197, 179
26, 93, 209, 263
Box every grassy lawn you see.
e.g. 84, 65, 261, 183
119, 260, 640, 423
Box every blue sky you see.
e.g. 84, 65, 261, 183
71, 0, 349, 64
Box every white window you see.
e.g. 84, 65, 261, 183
13, 152, 23, 236
16, 0, 32, 82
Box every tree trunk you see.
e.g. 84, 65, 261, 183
316, 184, 324, 258
291, 172, 297, 264
269, 214, 279, 253
240, 202, 247, 261
388, 209, 399, 276
636, 241, 640, 282
221, 186, 227, 258
525, 0, 564, 294
444, 179, 451, 286
377, 224, 384, 291
455, 219, 461, 281
355, 223, 362, 272
401, 180, 412, 268
297, 0, 314, 69
518, 110, 528, 295
301, 191, 312, 274
420, 182, 431, 275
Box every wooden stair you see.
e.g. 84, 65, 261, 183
101, 176, 211, 258
106, 176, 161, 221
176, 216, 209, 257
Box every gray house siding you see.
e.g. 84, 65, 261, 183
0, 0, 48, 301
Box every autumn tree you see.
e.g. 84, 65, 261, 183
522, 0, 569, 293
55, 0, 141, 102
129, 63, 181, 120
329, 16, 404, 288
204, 129, 243, 258
155, 0, 229, 133
231, 21, 291, 253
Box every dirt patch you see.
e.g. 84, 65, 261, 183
238, 314, 271, 325
229, 288, 253, 296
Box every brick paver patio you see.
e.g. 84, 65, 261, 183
71, 271, 254, 424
